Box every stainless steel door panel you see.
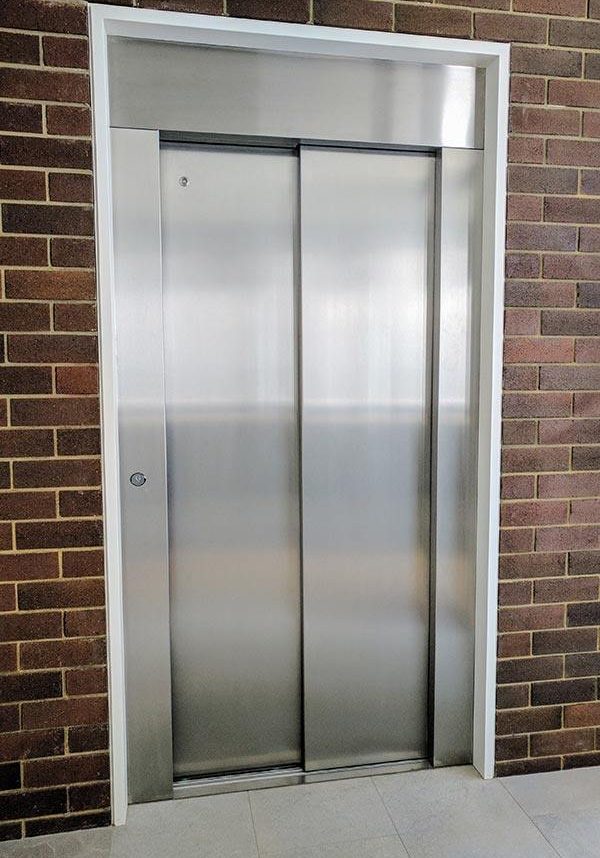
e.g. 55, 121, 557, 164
300, 147, 434, 771
160, 145, 301, 777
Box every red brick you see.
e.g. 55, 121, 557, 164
565, 701, 600, 727
549, 78, 600, 108
504, 336, 574, 364
501, 501, 568, 528
5, 270, 96, 301
503, 365, 538, 390
537, 525, 600, 552
506, 253, 541, 278
539, 472, 600, 498
581, 170, 600, 195
505, 281, 575, 308
571, 499, 600, 524
575, 393, 600, 416
580, 229, 600, 253
505, 308, 540, 336
540, 365, 600, 390
395, 5, 472, 37
506, 224, 577, 252
499, 580, 532, 606
503, 392, 571, 418
510, 76, 546, 105
583, 113, 600, 138
508, 137, 544, 165
21, 696, 107, 730
502, 446, 570, 473
539, 418, 600, 444
507, 194, 543, 222
502, 474, 536, 498
550, 18, 600, 50
511, 106, 580, 136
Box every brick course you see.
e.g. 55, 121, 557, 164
1, 0, 600, 842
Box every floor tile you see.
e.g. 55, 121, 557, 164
258, 835, 409, 858
502, 767, 600, 858
111, 791, 258, 858
374, 766, 559, 858
0, 828, 112, 858
249, 778, 396, 856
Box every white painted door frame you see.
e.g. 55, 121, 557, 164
89, 3, 509, 825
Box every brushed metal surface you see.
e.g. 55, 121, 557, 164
160, 144, 302, 778
111, 128, 174, 802
108, 38, 483, 150
431, 148, 482, 766
300, 147, 434, 771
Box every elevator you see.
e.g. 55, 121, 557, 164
107, 33, 488, 804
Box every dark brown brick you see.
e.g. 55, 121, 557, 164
503, 392, 571, 418
506, 281, 575, 309
54, 303, 97, 332
1, 0, 87, 34
0, 67, 89, 104
0, 136, 91, 171
500, 528, 535, 553
0, 552, 58, 582
62, 549, 103, 579
503, 365, 538, 390
502, 446, 570, 473
46, 105, 91, 137
0, 366, 52, 394
496, 735, 528, 761
50, 238, 95, 269
550, 19, 600, 50
0, 788, 67, 823
496, 705, 562, 734
542, 311, 600, 337
16, 519, 103, 551
508, 165, 578, 194
532, 678, 596, 705
571, 499, 600, 523
0, 236, 47, 267
566, 652, 600, 677
496, 757, 562, 775
66, 666, 107, 696
506, 224, 577, 252
564, 751, 600, 769
0, 672, 62, 704
56, 366, 98, 395
539, 472, 600, 498
0, 491, 55, 521
501, 474, 536, 499
2, 203, 93, 236
0, 31, 40, 65
501, 501, 567, 528
496, 682, 530, 708
533, 627, 597, 654
565, 701, 600, 727
531, 728, 595, 757
514, 0, 586, 12
49, 173, 93, 205
0, 169, 46, 201
567, 601, 600, 626
68, 724, 108, 753
535, 576, 599, 604
5, 269, 96, 301
313, 0, 393, 29
572, 446, 600, 470
539, 419, 600, 444
499, 580, 532, 606
498, 604, 565, 632
545, 197, 600, 224
541, 365, 600, 391
578, 284, 600, 308
21, 638, 105, 670
22, 696, 107, 729
474, 11, 546, 42
0, 706, 19, 733
507, 194, 543, 222
59, 490, 102, 518
582, 170, 600, 196
511, 45, 582, 77
575, 393, 600, 417
0, 764, 21, 792
0, 645, 17, 672
502, 421, 537, 446
69, 781, 110, 813
0, 429, 54, 459
497, 655, 563, 683
0, 611, 62, 642
569, 551, 600, 575
64, 608, 105, 638
25, 811, 111, 838
11, 397, 99, 428
506, 253, 540, 279
42, 36, 89, 69
0, 303, 50, 332
57, 428, 101, 457
511, 76, 546, 104
0, 729, 64, 763
8, 334, 97, 364
395, 4, 472, 37
13, 458, 100, 488
505, 308, 540, 335
24, 753, 109, 788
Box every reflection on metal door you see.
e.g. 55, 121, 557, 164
301, 148, 434, 770
160, 145, 302, 777
159, 142, 434, 781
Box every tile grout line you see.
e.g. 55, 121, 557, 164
370, 776, 413, 857
246, 790, 262, 858
498, 778, 564, 858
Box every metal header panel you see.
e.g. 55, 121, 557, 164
108, 37, 484, 149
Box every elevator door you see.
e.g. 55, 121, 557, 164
161, 144, 301, 778
301, 148, 433, 770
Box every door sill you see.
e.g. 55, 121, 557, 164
172, 758, 431, 798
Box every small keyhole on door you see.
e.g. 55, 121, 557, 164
130, 472, 146, 488
179, 176, 189, 187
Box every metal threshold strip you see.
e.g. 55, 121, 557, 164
173, 759, 431, 799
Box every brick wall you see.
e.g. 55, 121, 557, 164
0, 0, 600, 842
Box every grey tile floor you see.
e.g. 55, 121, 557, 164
2, 765, 600, 858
